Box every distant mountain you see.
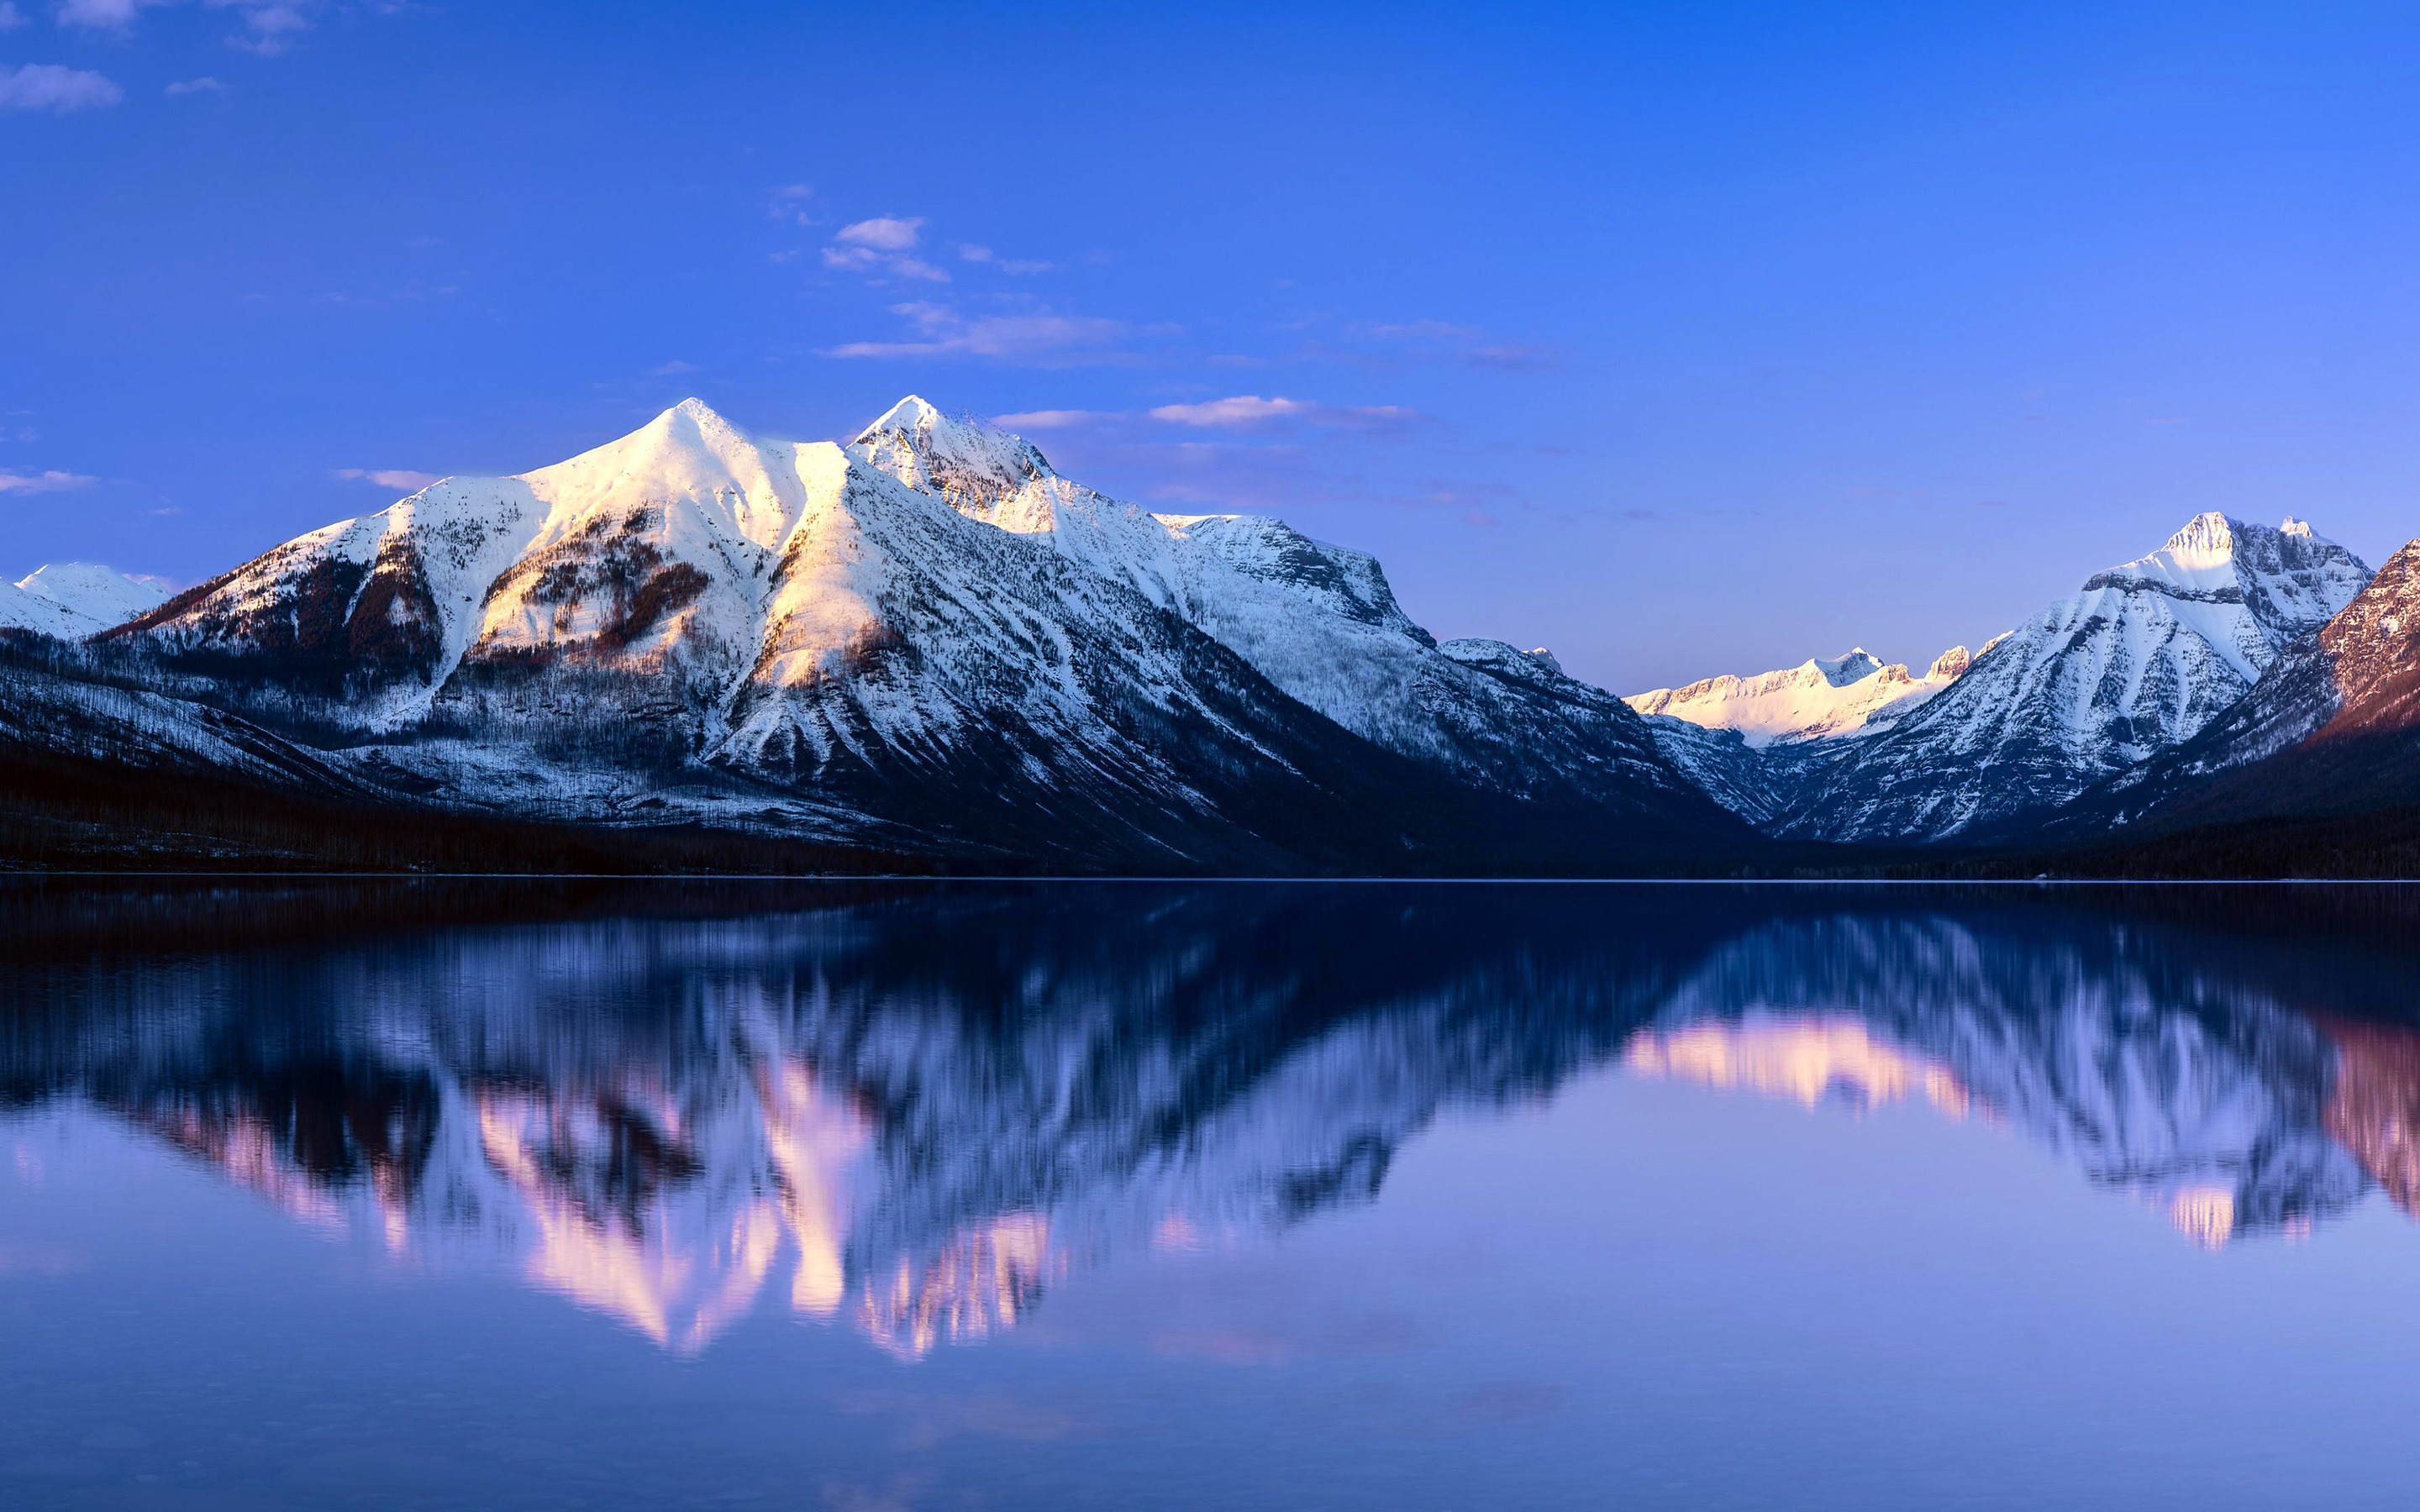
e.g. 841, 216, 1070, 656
1628, 645, 1975, 747
0, 563, 167, 639
1623, 643, 1985, 827
1763, 513, 2370, 841
28, 397, 1744, 873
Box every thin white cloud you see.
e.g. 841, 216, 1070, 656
1369, 320, 1481, 340
765, 182, 813, 227
0, 3, 26, 29
647, 360, 697, 375
956, 244, 992, 263
834, 217, 922, 251
332, 467, 439, 491
823, 302, 1136, 365
821, 217, 947, 282
1148, 396, 1420, 431
164, 75, 225, 95
54, 0, 157, 29
0, 468, 97, 494
58, 0, 324, 52
0, 63, 121, 111
1359, 318, 1562, 373
991, 409, 1111, 431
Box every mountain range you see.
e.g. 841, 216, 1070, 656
5, 396, 2419, 874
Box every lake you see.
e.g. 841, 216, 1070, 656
6, 879, 2420, 1509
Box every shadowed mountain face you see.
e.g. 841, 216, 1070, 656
7, 882, 2420, 1353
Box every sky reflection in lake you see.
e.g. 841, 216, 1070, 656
7, 880, 2420, 1509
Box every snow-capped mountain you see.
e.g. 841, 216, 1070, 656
1628, 644, 1975, 747
1621, 644, 1983, 827
79, 397, 1739, 870
2055, 537, 2420, 832
1765, 513, 2371, 841
0, 562, 168, 638
847, 398, 1697, 816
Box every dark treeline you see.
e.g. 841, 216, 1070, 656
0, 749, 931, 877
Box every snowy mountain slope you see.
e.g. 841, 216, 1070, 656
0, 647, 369, 796
1627, 644, 1975, 748
845, 401, 1706, 816
117, 474, 550, 717
0, 563, 169, 638
2048, 538, 2420, 833
100, 398, 1746, 869
1768, 514, 2370, 842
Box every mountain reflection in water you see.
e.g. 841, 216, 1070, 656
8, 881, 2420, 1354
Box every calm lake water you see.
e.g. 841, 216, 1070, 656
8, 879, 2420, 1509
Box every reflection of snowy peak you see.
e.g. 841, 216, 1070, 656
15, 885, 2420, 1368
1644, 913, 2369, 1241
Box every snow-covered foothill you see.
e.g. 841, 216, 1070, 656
0, 562, 170, 638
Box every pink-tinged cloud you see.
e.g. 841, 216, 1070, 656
1148, 395, 1421, 430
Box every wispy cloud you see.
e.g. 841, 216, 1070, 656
647, 360, 697, 376
834, 217, 920, 252
164, 75, 225, 95
822, 217, 947, 282
765, 182, 813, 226
0, 63, 121, 111
987, 397, 1423, 435
333, 466, 439, 491
1455, 344, 1560, 372
55, 0, 159, 29
0, 468, 97, 494
1148, 395, 1421, 432
0, 3, 26, 29
1315, 319, 1565, 374
991, 409, 1109, 431
57, 0, 326, 54
824, 302, 1144, 365
217, 0, 312, 54
954, 241, 1055, 276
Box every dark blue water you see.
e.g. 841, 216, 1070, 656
7, 879, 2420, 1509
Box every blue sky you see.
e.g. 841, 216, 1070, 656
8, 1, 2420, 691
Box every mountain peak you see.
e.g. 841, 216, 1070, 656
2161, 511, 2239, 564
12, 561, 170, 630
850, 396, 1054, 514
1810, 648, 1884, 687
